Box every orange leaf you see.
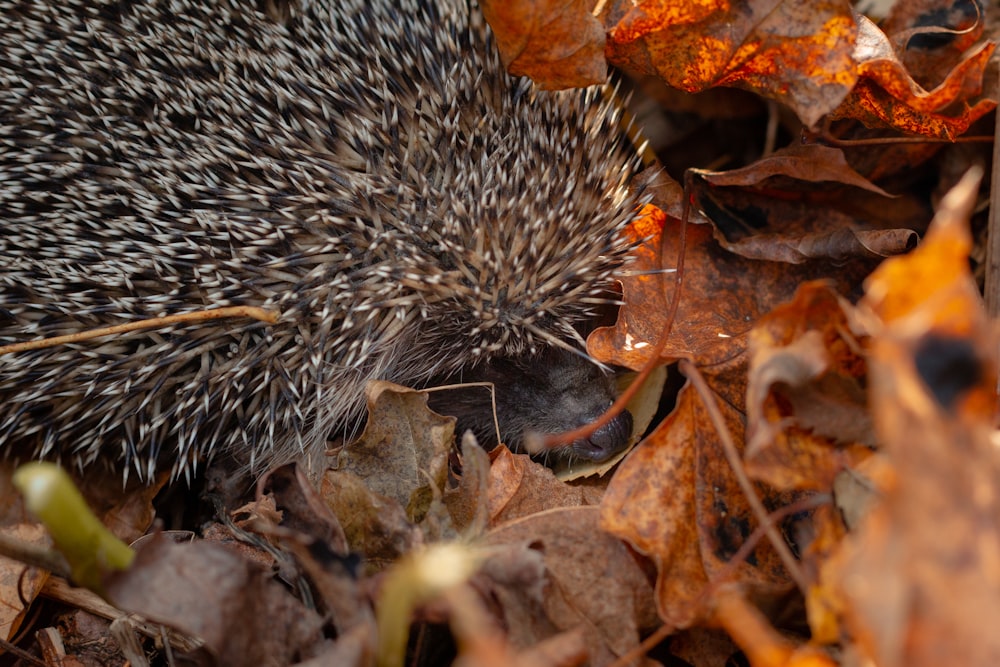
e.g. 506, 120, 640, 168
824, 169, 1000, 666
590, 196, 876, 374
831, 16, 997, 138
745, 282, 873, 492
603, 0, 858, 126
480, 0, 607, 89
694, 144, 893, 197
862, 167, 981, 335
601, 376, 792, 628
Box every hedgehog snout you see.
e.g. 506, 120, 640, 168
426, 346, 634, 462
568, 407, 633, 462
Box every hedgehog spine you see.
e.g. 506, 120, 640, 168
0, 0, 642, 482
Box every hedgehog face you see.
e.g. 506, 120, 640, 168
426, 348, 634, 463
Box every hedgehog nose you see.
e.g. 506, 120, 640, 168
571, 409, 633, 462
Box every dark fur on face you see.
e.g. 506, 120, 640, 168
428, 349, 632, 462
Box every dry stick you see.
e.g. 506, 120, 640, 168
41, 577, 203, 654
607, 493, 830, 667
678, 358, 810, 593
610, 621, 676, 667
985, 67, 1000, 318
0, 637, 46, 667
0, 532, 71, 579
804, 128, 994, 147
0, 306, 279, 356
823, 134, 992, 146
708, 493, 829, 594
763, 100, 779, 157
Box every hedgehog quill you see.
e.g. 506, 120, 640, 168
0, 0, 643, 483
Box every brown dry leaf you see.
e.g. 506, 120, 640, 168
602, 0, 858, 126
330, 380, 453, 523
830, 453, 891, 534
591, 197, 879, 635
507, 627, 590, 667
403, 545, 591, 667
830, 15, 997, 138
588, 174, 881, 654
805, 452, 892, 646
295, 623, 373, 667
470, 541, 554, 652
254, 465, 372, 639
608, 0, 725, 35
799, 502, 849, 645
694, 144, 893, 196
714, 586, 837, 667
720, 225, 919, 265
487, 446, 602, 526
599, 383, 705, 629
104, 534, 326, 666
696, 183, 918, 264
854, 16, 992, 113
260, 463, 349, 554
601, 374, 793, 629
822, 169, 1000, 666
320, 382, 456, 566
590, 206, 762, 372
745, 281, 874, 492
863, 172, 985, 334
483, 506, 658, 664
73, 466, 164, 544
880, 0, 986, 87
589, 202, 875, 373
442, 433, 492, 537
688, 144, 918, 264
480, 0, 607, 89
321, 470, 421, 571
668, 628, 742, 667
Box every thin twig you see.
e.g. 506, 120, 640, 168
763, 100, 779, 157
608, 494, 830, 667
0, 306, 279, 356
984, 66, 1000, 317
0, 533, 71, 579
542, 201, 687, 450
805, 130, 993, 147
679, 358, 810, 593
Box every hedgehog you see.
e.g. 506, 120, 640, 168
0, 0, 642, 484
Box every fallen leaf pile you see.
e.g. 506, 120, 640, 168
2, 0, 1000, 665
